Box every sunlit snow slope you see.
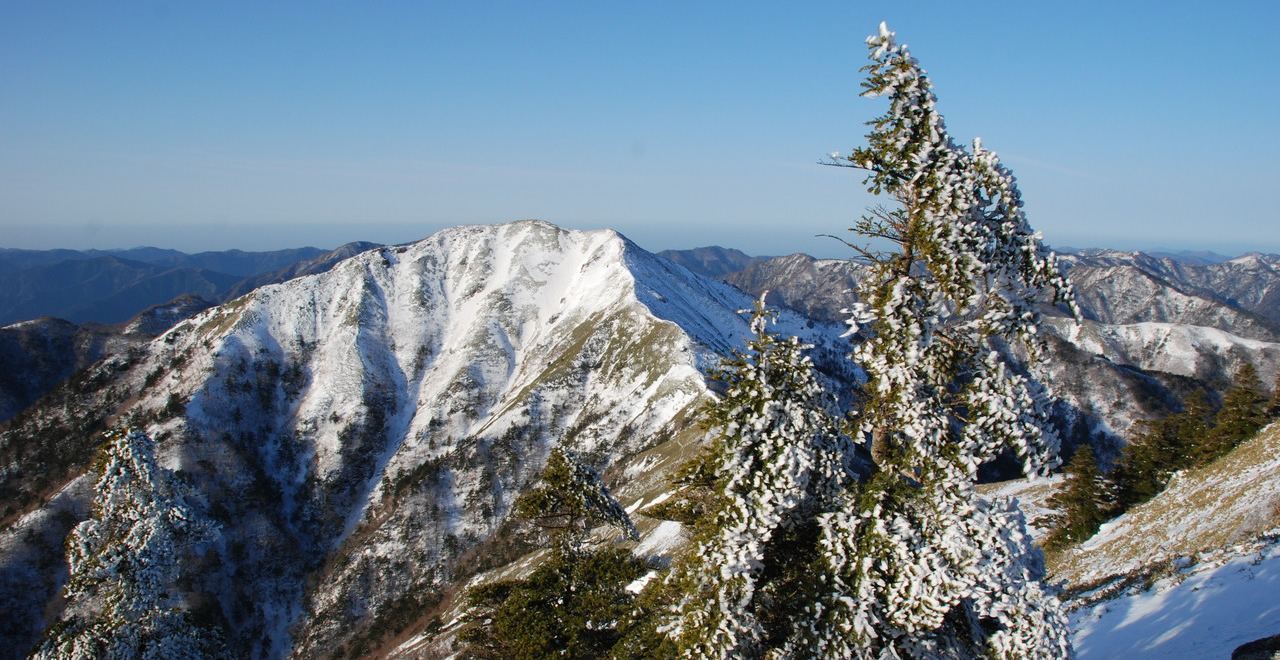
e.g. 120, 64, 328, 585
1052, 423, 1280, 658
0, 220, 849, 659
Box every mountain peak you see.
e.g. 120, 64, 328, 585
0, 220, 848, 657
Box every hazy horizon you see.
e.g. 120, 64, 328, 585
1, 218, 1270, 262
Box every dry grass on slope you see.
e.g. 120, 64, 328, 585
1051, 422, 1280, 594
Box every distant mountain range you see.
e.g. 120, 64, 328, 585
1, 229, 1277, 657
0, 244, 380, 326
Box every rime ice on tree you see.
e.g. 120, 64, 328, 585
32, 429, 224, 660
665, 298, 856, 658
800, 22, 1079, 658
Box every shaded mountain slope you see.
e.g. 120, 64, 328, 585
0, 244, 379, 425
0, 221, 848, 659
0, 255, 238, 325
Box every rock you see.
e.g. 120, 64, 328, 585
1233, 634, 1280, 659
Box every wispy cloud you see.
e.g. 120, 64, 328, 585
999, 153, 1105, 182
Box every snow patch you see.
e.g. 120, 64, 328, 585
632, 520, 685, 559
1071, 543, 1280, 659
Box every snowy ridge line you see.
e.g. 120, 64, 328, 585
1046, 317, 1280, 385
9, 219, 858, 658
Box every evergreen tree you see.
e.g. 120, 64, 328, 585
662, 298, 856, 659
32, 428, 224, 660
1044, 445, 1107, 551
513, 447, 639, 553
1202, 363, 1269, 459
459, 447, 643, 659
797, 22, 1078, 658
1110, 391, 1210, 510
460, 548, 648, 660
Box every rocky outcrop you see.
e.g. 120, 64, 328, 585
1234, 634, 1280, 660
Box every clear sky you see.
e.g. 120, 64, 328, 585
2, 1, 1277, 258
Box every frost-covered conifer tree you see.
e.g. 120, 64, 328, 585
796, 22, 1079, 658
665, 299, 856, 659
32, 428, 223, 660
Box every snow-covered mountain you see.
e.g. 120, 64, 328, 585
0, 221, 850, 659
5, 228, 1278, 658
1058, 250, 1280, 343
717, 250, 1280, 450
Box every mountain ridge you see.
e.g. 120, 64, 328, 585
0, 221, 851, 658
2, 232, 1277, 657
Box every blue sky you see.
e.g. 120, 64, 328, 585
2, 1, 1277, 258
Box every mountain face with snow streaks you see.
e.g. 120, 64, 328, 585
1058, 251, 1280, 342
0, 221, 846, 659
717, 250, 1280, 448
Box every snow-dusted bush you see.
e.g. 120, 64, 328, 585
32, 428, 224, 660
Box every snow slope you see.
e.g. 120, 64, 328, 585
1071, 544, 1280, 659
1050, 317, 1280, 387
1050, 423, 1280, 657
0, 220, 851, 659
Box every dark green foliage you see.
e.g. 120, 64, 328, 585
512, 448, 638, 552
1108, 364, 1272, 519
459, 447, 643, 658
1110, 390, 1211, 510
1044, 445, 1108, 551
1202, 363, 1268, 460
459, 548, 647, 660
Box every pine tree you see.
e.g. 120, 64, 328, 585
459, 447, 643, 659
1110, 391, 1210, 510
662, 298, 856, 659
1044, 445, 1107, 551
32, 428, 224, 660
797, 22, 1078, 658
1203, 363, 1269, 459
